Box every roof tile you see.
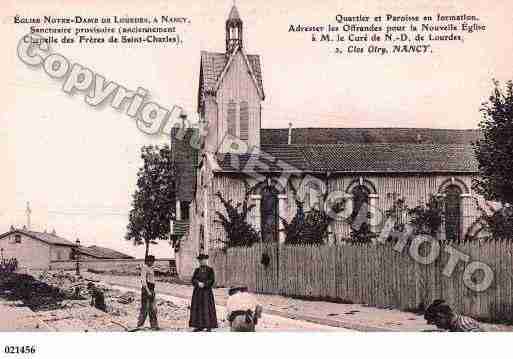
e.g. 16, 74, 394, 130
217, 143, 478, 173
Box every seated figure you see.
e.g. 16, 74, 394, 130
225, 284, 262, 332
424, 299, 483, 332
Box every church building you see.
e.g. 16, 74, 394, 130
171, 5, 485, 279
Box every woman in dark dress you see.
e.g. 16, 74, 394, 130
189, 254, 218, 331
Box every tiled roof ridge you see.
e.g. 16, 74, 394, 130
263, 127, 479, 130
260, 143, 474, 148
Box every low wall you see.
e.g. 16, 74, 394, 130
49, 258, 174, 273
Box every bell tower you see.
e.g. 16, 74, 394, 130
225, 3, 243, 53
198, 3, 264, 153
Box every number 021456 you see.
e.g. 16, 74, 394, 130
4, 345, 37, 354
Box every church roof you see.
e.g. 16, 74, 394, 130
171, 127, 480, 201
216, 143, 478, 174
198, 51, 264, 111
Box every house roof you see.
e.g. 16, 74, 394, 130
216, 143, 478, 174
0, 229, 76, 247
77, 245, 133, 259
198, 50, 264, 112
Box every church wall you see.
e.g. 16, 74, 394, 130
203, 95, 219, 153
217, 52, 261, 150
209, 174, 248, 249
176, 162, 208, 280
322, 174, 477, 241
205, 172, 481, 248
176, 197, 200, 280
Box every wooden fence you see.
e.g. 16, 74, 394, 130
210, 240, 513, 322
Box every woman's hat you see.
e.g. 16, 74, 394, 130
197, 254, 209, 260
228, 283, 248, 296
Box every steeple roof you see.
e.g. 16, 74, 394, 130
228, 5, 241, 21
198, 50, 265, 111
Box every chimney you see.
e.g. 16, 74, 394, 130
288, 122, 293, 145
51, 229, 56, 236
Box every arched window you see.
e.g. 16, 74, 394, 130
260, 185, 279, 242
445, 185, 462, 241
240, 101, 249, 141
227, 101, 236, 136
304, 181, 322, 211
351, 185, 370, 223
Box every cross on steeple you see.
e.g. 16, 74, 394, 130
26, 202, 32, 230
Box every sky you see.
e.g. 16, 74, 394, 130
1, 0, 512, 258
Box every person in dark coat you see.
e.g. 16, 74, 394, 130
87, 282, 107, 312
189, 254, 218, 332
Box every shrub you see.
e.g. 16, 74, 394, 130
350, 222, 377, 243
215, 182, 261, 248
408, 195, 444, 237
280, 178, 332, 245
476, 202, 513, 240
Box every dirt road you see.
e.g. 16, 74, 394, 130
108, 283, 348, 332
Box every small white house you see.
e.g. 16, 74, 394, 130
0, 227, 77, 269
